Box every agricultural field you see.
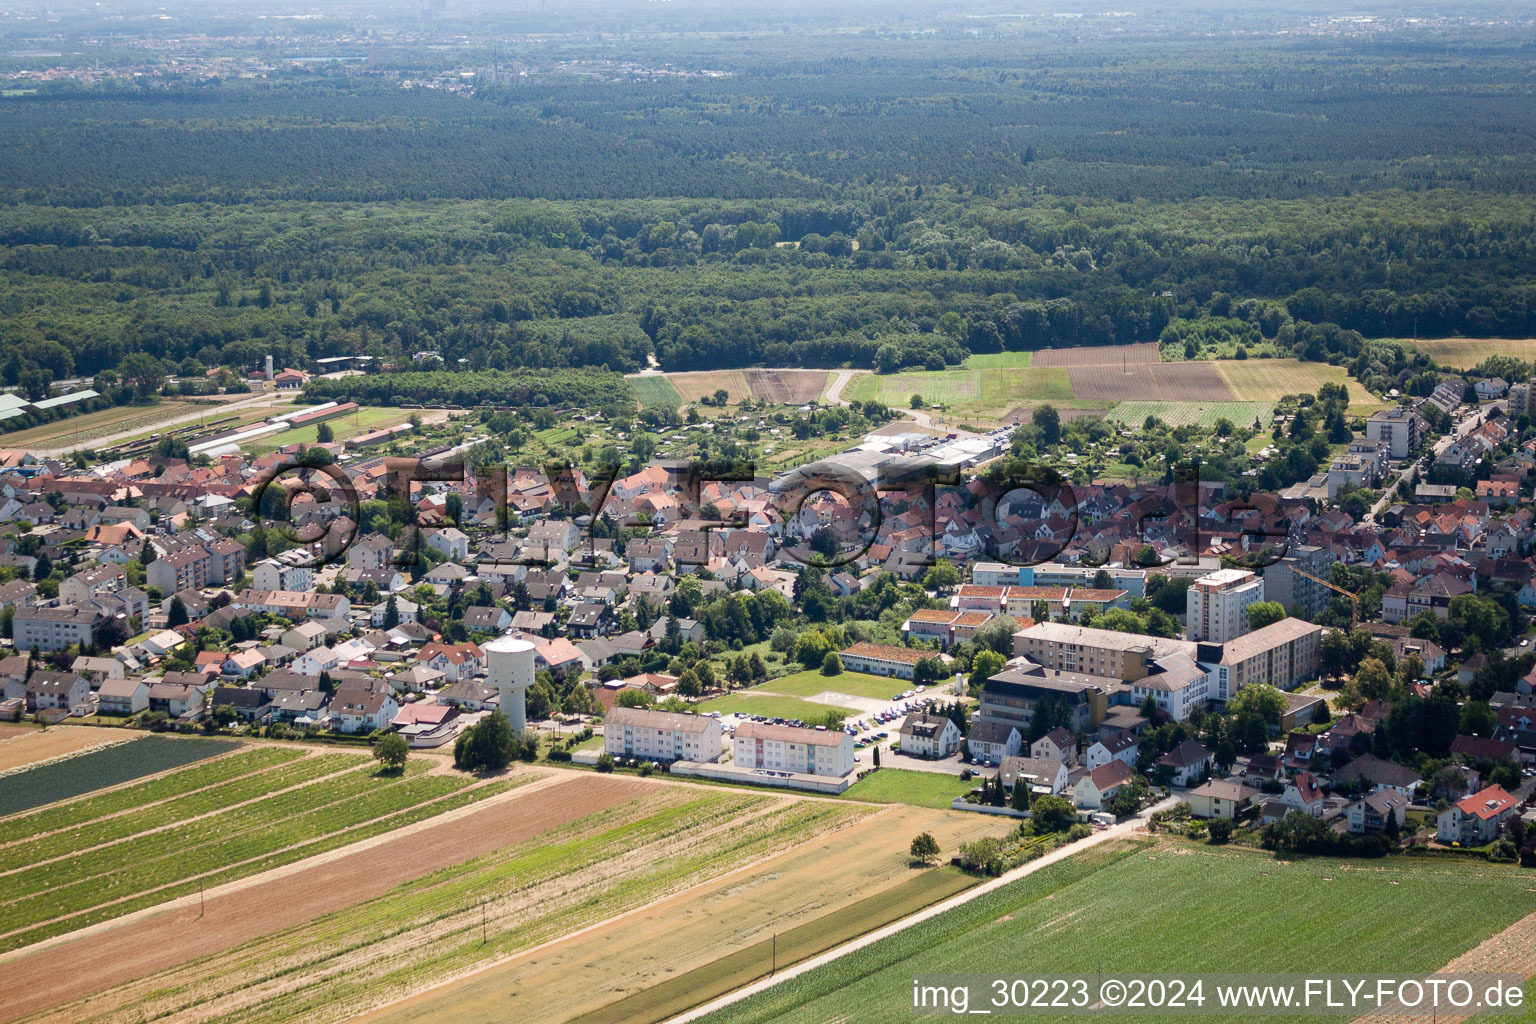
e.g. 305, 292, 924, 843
0, 734, 237, 812
629, 375, 684, 410
1069, 359, 1231, 401
1030, 342, 1162, 368
0, 748, 504, 952
1410, 337, 1536, 369
668, 370, 753, 404
845, 367, 1075, 420
963, 351, 1033, 369
839, 768, 976, 809
743, 369, 829, 405
1106, 400, 1275, 431
699, 839, 1536, 1024
2, 776, 996, 1024
763, 668, 922, 702
1213, 358, 1387, 411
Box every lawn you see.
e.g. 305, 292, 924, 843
1213, 358, 1387, 411
764, 669, 916, 702
1106, 400, 1274, 431
244, 406, 416, 454
839, 768, 975, 809
696, 692, 854, 723
1410, 337, 1536, 369
630, 376, 683, 410
700, 839, 1536, 1024
0, 735, 239, 817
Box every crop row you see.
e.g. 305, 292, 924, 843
0, 737, 240, 817
1, 779, 510, 954
0, 752, 365, 873
0, 759, 428, 910
0, 746, 300, 845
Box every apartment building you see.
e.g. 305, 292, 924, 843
605, 706, 722, 763
1010, 621, 1196, 681
1187, 568, 1264, 643
13, 606, 101, 652
733, 720, 853, 777
1365, 408, 1419, 459
1198, 617, 1323, 701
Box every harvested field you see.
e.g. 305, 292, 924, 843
742, 369, 829, 405
1069, 360, 1232, 401
352, 803, 1003, 1024
1214, 357, 1387, 410
1410, 337, 1536, 369
670, 370, 752, 404
1031, 342, 1161, 368
1000, 405, 1105, 425
0, 727, 133, 774
0, 724, 34, 741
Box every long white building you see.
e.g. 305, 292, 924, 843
1187, 568, 1264, 643
733, 721, 854, 777
604, 706, 721, 763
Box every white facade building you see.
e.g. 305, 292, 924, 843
605, 706, 721, 763
1187, 569, 1264, 643
733, 721, 854, 777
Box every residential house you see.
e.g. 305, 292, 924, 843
966, 720, 1021, 764
1073, 760, 1133, 811
1344, 790, 1408, 835
1084, 733, 1139, 771
998, 755, 1067, 796
1436, 784, 1518, 845
1157, 739, 1214, 788
897, 712, 962, 758
1185, 780, 1259, 820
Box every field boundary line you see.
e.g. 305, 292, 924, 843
0, 734, 140, 781
0, 766, 563, 965
344, 798, 909, 1022
661, 796, 1178, 1024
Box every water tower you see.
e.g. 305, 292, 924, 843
485, 634, 537, 732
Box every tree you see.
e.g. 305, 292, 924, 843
315, 422, 335, 444
1033, 404, 1061, 446
1228, 684, 1286, 725
616, 688, 655, 708
117, 352, 165, 401
373, 732, 409, 772
166, 595, 188, 627
1011, 775, 1031, 810
970, 615, 1018, 657
595, 752, 615, 773
453, 711, 517, 773
821, 651, 843, 676
913, 655, 948, 689
923, 561, 961, 592
1245, 601, 1286, 630
909, 832, 940, 865
1029, 795, 1076, 834
1206, 817, 1235, 843
969, 649, 1005, 693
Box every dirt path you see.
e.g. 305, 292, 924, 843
1348, 904, 1536, 1024
349, 802, 1005, 1024
0, 771, 661, 1024
665, 796, 1177, 1024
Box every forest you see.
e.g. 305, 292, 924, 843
1, 22, 1535, 390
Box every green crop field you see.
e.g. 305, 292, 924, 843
0, 736, 240, 817
846, 366, 1088, 420
697, 693, 855, 723
839, 768, 976, 809
631, 376, 684, 409
763, 669, 919, 702
0, 753, 506, 952
700, 840, 1536, 1024
1410, 338, 1536, 369
964, 352, 1034, 369
1106, 400, 1275, 430
1212, 359, 1387, 411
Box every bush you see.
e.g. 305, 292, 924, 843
639, 760, 655, 776
821, 651, 843, 676
1206, 817, 1235, 844
595, 752, 615, 773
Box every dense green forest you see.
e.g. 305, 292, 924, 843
2, 22, 1535, 386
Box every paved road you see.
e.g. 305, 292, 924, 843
666, 794, 1179, 1024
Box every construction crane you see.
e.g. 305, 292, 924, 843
1290, 567, 1360, 628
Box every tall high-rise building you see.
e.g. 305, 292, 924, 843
1187, 568, 1264, 643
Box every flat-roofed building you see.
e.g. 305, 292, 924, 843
976, 662, 1110, 734
1187, 568, 1264, 643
